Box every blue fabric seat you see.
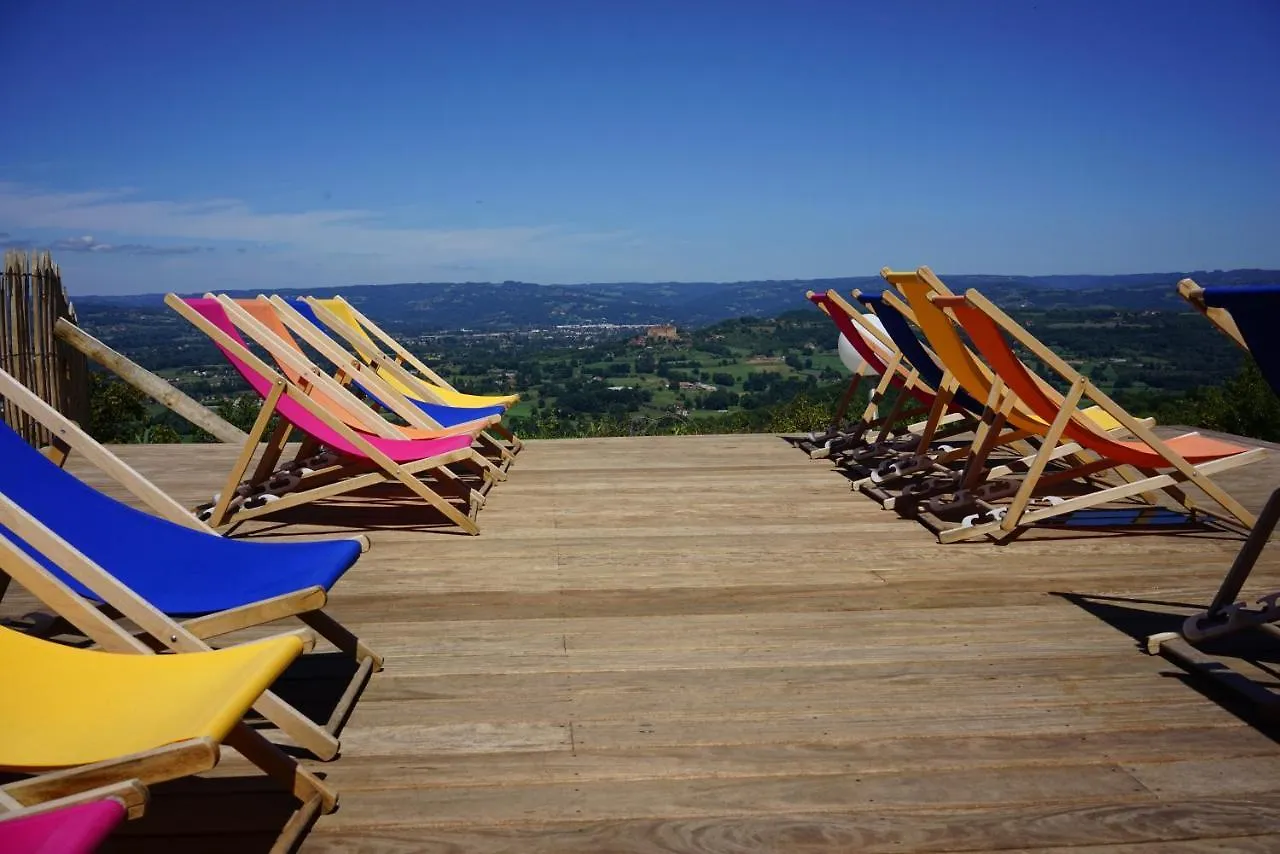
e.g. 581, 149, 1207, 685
1200, 284, 1280, 398
0, 424, 361, 616
857, 292, 986, 413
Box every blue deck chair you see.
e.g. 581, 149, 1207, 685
1198, 283, 1280, 396
1150, 281, 1280, 712
290, 299, 507, 428
856, 292, 986, 414
0, 419, 381, 760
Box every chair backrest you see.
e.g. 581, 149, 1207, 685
948, 294, 1245, 467
227, 298, 396, 435
174, 298, 473, 464
1200, 284, 1280, 398
857, 293, 985, 413
0, 418, 360, 614
806, 293, 893, 376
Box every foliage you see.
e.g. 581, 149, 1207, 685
87, 373, 149, 443
1142, 358, 1280, 442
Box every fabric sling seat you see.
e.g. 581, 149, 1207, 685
952, 301, 1251, 468
0, 626, 337, 851
221, 297, 510, 483
922, 288, 1264, 543
0, 796, 132, 854
856, 293, 987, 415
893, 274, 1124, 435
308, 296, 519, 409
0, 423, 359, 615
184, 298, 475, 464
257, 298, 508, 430
1199, 283, 1280, 396
288, 298, 510, 426
808, 291, 937, 408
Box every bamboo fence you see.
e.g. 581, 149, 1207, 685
1, 250, 90, 445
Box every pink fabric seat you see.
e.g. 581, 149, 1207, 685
0, 799, 126, 854
183, 298, 472, 463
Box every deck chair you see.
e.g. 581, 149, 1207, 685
166, 295, 488, 534
873, 268, 1155, 515
825, 286, 1054, 496
298, 296, 522, 452
0, 779, 146, 853
805, 291, 966, 460
213, 295, 511, 485
0, 624, 337, 853
0, 398, 380, 760
801, 291, 925, 458
932, 288, 1264, 543
1148, 281, 1280, 710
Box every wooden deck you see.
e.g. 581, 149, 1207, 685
8, 432, 1280, 852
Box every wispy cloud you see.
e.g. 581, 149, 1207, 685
48, 235, 211, 255
0, 183, 630, 265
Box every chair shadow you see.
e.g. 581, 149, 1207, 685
250, 651, 365, 751
229, 491, 480, 538
101, 773, 322, 853
1054, 590, 1280, 742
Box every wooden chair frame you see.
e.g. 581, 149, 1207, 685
929, 288, 1264, 543
0, 366, 381, 760
0, 486, 382, 762
165, 294, 485, 535
0, 628, 336, 853
303, 295, 522, 453
213, 294, 508, 488
865, 268, 1156, 514
810, 290, 966, 460
1146, 280, 1280, 711
0, 778, 147, 824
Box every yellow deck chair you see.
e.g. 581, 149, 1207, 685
317, 295, 519, 408
303, 296, 523, 453
0, 488, 363, 762
0, 625, 336, 852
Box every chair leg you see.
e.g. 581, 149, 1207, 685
1205, 486, 1280, 617
225, 722, 338, 813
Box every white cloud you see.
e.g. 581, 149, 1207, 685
0, 182, 630, 265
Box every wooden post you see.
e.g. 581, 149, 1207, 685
0, 250, 90, 446
53, 318, 248, 444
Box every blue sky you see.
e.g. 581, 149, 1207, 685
2, 1, 1277, 295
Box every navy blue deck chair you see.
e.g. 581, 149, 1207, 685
1150, 281, 1280, 712
856, 292, 986, 414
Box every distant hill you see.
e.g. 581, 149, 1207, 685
73, 269, 1280, 332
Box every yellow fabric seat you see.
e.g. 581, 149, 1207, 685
0, 628, 303, 770
316, 298, 520, 408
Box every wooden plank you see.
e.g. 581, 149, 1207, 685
318, 763, 1155, 829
